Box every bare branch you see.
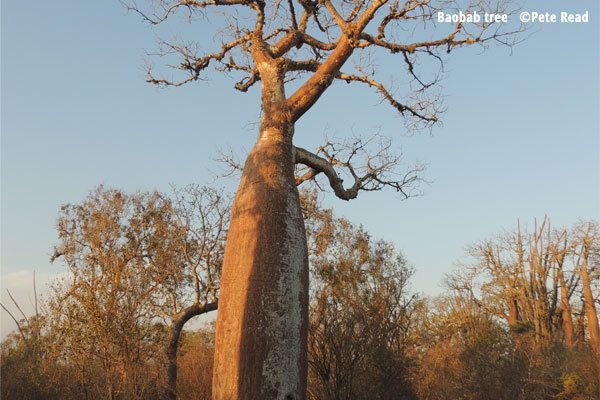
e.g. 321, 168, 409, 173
286, 0, 389, 122
338, 72, 439, 125
322, 0, 350, 32
0, 301, 27, 342
212, 145, 245, 179
147, 33, 252, 87
294, 133, 424, 200
283, 58, 439, 127
123, 0, 252, 25
7, 289, 30, 328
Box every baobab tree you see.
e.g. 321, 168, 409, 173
125, 0, 523, 398
571, 220, 600, 355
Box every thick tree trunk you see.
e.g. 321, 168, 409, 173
212, 125, 309, 399
165, 302, 218, 400
580, 256, 600, 355
557, 266, 575, 348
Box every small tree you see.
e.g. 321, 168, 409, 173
157, 185, 230, 399
50, 185, 230, 399
50, 188, 163, 399
414, 294, 521, 400
301, 192, 420, 399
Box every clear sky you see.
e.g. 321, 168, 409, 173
1, 1, 598, 338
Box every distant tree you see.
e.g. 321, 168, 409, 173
553, 227, 576, 348
123, 0, 524, 396
414, 294, 520, 400
49, 185, 230, 399
447, 217, 600, 347
156, 185, 229, 399
49, 188, 171, 399
301, 191, 419, 400
570, 220, 600, 355
442, 218, 600, 399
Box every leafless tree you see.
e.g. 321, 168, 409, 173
570, 220, 600, 355
123, 0, 524, 397
449, 217, 599, 352
159, 185, 230, 400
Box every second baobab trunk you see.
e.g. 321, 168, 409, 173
574, 221, 600, 355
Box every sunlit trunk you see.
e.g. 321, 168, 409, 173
212, 122, 309, 399
580, 256, 600, 354
557, 266, 574, 348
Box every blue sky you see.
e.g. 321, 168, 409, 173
1, 1, 598, 338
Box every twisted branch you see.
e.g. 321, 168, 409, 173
294, 134, 425, 200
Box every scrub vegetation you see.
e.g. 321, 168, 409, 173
2, 188, 598, 400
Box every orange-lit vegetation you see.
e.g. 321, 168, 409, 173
1, 188, 598, 399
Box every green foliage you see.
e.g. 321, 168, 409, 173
510, 320, 533, 334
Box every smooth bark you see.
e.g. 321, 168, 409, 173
212, 123, 309, 399
579, 254, 600, 354
557, 263, 574, 348
165, 301, 218, 400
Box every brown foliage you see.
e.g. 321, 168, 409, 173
3, 187, 597, 400
303, 191, 419, 400
176, 326, 216, 400
449, 218, 600, 351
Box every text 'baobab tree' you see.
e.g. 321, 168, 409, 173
125, 0, 523, 398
